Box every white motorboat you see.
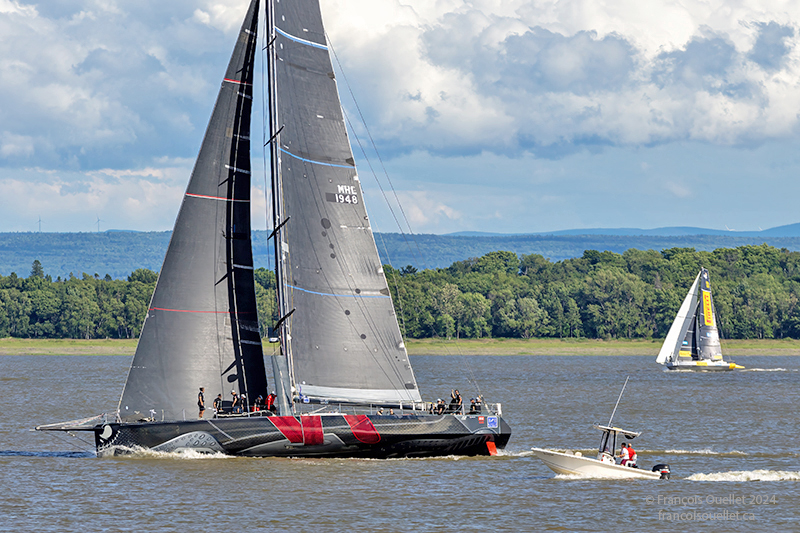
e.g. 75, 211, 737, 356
531, 425, 670, 480
531, 377, 670, 479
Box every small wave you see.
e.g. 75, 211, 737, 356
497, 449, 535, 458
744, 368, 787, 372
687, 470, 800, 482
661, 449, 747, 456
103, 446, 231, 460
0, 450, 94, 458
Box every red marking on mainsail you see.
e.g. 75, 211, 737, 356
269, 416, 304, 443
301, 415, 323, 445
223, 78, 252, 85
344, 415, 381, 444
185, 193, 249, 203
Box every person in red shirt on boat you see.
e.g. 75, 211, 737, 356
266, 391, 277, 414
626, 443, 637, 467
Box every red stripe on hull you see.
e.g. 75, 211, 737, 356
269, 416, 304, 443
344, 415, 381, 444
302, 416, 323, 445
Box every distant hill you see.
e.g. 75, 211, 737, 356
3, 227, 800, 278
447, 223, 800, 238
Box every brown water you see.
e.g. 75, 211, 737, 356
1, 355, 798, 532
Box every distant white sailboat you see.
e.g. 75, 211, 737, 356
656, 268, 744, 371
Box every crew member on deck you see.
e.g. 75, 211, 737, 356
231, 390, 240, 414
468, 398, 479, 414
213, 394, 223, 417
434, 399, 446, 415
197, 387, 205, 419
266, 391, 277, 414
449, 390, 462, 413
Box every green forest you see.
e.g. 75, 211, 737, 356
2, 244, 800, 341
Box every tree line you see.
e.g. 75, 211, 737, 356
2, 244, 800, 341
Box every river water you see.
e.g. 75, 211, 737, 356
1, 354, 798, 532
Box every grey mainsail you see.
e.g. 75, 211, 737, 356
267, 0, 421, 406
118, 0, 267, 422
696, 268, 723, 360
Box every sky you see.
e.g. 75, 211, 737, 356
1, 0, 800, 235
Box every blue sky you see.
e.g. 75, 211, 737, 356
1, 0, 799, 235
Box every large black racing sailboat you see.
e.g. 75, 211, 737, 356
37, 0, 511, 457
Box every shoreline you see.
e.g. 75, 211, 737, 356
1, 337, 800, 356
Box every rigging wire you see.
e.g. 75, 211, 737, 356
326, 33, 485, 400
326, 35, 428, 272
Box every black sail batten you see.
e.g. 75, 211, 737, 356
118, 0, 267, 422
267, 0, 422, 406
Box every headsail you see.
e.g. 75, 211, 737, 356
118, 0, 267, 422
267, 0, 422, 406
656, 272, 700, 364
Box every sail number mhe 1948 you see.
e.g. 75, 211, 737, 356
326, 185, 359, 205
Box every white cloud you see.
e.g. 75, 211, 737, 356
0, 0, 799, 235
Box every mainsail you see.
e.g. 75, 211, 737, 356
118, 0, 267, 422
267, 0, 422, 406
656, 268, 722, 365
695, 268, 723, 360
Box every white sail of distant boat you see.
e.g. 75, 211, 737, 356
656, 268, 743, 371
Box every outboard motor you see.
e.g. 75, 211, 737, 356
652, 464, 671, 480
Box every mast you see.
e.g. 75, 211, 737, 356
265, 0, 294, 415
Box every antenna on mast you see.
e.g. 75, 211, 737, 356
607, 376, 629, 427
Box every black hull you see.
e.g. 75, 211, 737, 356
94, 413, 511, 458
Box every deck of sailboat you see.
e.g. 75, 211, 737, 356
665, 360, 743, 371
